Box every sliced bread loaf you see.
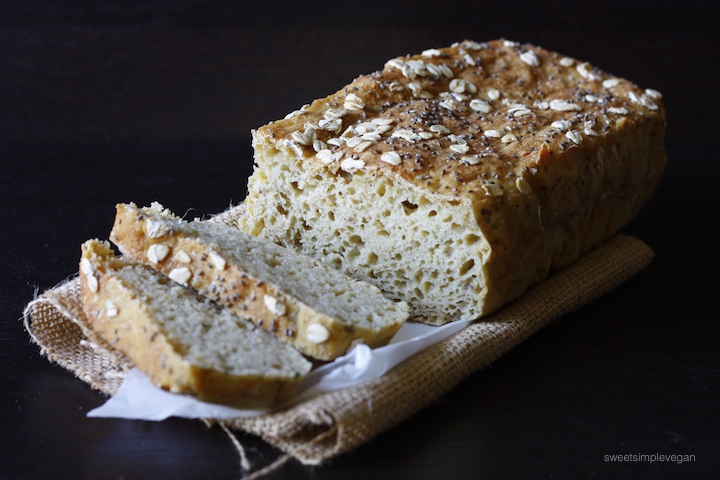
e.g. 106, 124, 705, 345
109, 203, 409, 361
237, 39, 666, 325
78, 239, 312, 408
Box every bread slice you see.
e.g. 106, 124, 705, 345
78, 239, 312, 408
109, 203, 409, 360
237, 39, 667, 325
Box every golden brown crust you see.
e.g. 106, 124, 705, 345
256, 39, 665, 201
78, 239, 307, 409
244, 39, 666, 323
111, 203, 404, 360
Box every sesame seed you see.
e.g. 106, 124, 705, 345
487, 88, 501, 100
484, 129, 502, 138
559, 57, 574, 67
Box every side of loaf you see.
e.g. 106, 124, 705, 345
237, 39, 667, 325
78, 239, 312, 408
110, 202, 409, 361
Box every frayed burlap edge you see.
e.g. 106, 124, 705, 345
23, 277, 133, 395
22, 228, 653, 466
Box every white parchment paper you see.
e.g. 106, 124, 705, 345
87, 319, 471, 421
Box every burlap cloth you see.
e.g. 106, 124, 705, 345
22, 205, 654, 466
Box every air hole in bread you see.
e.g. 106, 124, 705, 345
460, 259, 475, 276
465, 234, 480, 245
402, 200, 419, 215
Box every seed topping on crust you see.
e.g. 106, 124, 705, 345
264, 295, 287, 316
169, 267, 191, 285
306, 324, 330, 344
147, 244, 170, 264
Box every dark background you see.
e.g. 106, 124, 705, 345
2, 1, 718, 479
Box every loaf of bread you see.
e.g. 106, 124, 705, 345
110, 203, 409, 360
237, 39, 667, 325
78, 239, 312, 408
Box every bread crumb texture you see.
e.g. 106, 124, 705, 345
111, 203, 409, 360
239, 39, 667, 325
79, 239, 312, 408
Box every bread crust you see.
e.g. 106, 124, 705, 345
79, 239, 310, 408
240, 39, 667, 324
110, 203, 407, 360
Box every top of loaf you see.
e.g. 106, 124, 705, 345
254, 39, 666, 200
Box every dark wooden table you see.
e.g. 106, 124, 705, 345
2, 2, 718, 478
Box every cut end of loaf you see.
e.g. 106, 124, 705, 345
111, 202, 409, 359
238, 39, 667, 324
